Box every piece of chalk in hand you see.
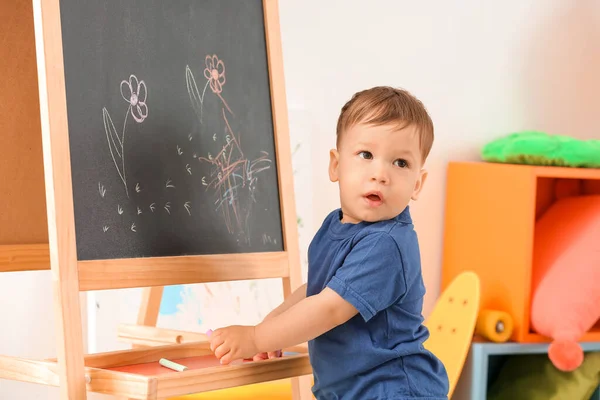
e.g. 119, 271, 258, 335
206, 329, 213, 337
159, 358, 188, 372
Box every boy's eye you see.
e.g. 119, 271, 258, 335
394, 159, 409, 168
358, 151, 373, 160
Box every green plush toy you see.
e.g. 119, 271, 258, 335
481, 131, 600, 168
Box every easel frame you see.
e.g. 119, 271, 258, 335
0, 0, 313, 399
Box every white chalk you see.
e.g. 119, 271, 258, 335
159, 358, 188, 372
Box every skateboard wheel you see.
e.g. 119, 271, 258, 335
475, 309, 513, 342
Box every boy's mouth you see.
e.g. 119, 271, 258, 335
364, 191, 384, 205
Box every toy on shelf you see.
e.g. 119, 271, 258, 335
530, 193, 600, 371
481, 131, 600, 168
423, 271, 480, 398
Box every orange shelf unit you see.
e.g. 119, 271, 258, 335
441, 161, 600, 343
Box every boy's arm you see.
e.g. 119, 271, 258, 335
210, 232, 405, 364
250, 282, 308, 360
210, 287, 358, 364
263, 282, 307, 321
254, 287, 357, 353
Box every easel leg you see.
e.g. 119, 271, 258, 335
32, 0, 89, 396
122, 287, 164, 400
51, 268, 87, 399
121, 287, 164, 399
132, 286, 164, 349
137, 286, 164, 326
282, 271, 314, 400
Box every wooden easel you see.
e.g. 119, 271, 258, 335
0, 0, 313, 399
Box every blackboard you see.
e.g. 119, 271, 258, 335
59, 0, 284, 260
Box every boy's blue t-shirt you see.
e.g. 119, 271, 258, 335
306, 207, 449, 400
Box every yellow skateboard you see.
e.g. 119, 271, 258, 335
423, 271, 481, 398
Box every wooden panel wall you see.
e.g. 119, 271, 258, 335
0, 0, 48, 244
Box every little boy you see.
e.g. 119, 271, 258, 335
209, 86, 449, 399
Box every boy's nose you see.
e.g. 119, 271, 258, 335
370, 164, 389, 184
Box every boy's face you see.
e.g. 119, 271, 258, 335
329, 122, 427, 224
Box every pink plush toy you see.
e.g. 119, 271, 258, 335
530, 193, 600, 372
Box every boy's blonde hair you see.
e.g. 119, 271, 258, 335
336, 86, 434, 162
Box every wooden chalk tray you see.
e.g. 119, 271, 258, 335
0, 339, 311, 399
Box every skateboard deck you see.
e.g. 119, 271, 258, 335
423, 271, 481, 398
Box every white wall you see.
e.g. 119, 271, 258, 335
0, 271, 58, 398
0, 272, 95, 399
278, 0, 600, 314
3, 1, 600, 398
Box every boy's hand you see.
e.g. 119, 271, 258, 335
208, 325, 259, 365
252, 349, 282, 361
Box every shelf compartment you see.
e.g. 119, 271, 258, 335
442, 161, 600, 343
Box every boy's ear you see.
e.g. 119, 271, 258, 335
411, 169, 428, 200
329, 149, 340, 182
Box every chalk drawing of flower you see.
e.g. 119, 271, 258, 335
103, 73, 149, 198
120, 74, 148, 123
203, 55, 226, 94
